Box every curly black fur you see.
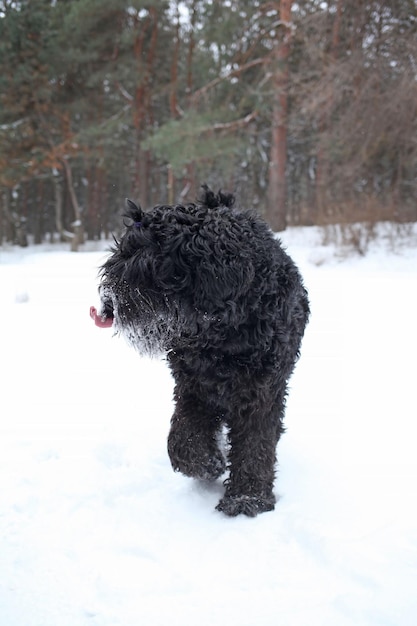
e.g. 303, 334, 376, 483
97, 187, 309, 517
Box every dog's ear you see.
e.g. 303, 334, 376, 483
123, 198, 144, 227
199, 184, 235, 210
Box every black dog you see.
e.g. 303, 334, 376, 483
92, 187, 309, 516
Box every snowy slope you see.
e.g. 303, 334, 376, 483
1, 228, 416, 626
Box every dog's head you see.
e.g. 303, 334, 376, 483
98, 186, 261, 352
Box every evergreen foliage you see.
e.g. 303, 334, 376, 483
0, 0, 416, 245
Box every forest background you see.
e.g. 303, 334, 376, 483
0, 0, 416, 250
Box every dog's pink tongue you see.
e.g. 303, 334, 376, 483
90, 306, 113, 328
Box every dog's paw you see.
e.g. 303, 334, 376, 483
170, 450, 226, 482
216, 493, 275, 517
197, 453, 227, 481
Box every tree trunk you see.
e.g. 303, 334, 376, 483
170, 3, 180, 119
132, 7, 158, 204
267, 0, 293, 232
34, 179, 43, 244
315, 0, 344, 220
184, 0, 197, 199
61, 158, 83, 252
167, 164, 174, 205
2, 188, 28, 246
52, 168, 64, 242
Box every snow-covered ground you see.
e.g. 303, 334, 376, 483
1, 226, 416, 626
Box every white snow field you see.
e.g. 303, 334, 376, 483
1, 225, 416, 626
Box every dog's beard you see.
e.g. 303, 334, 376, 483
101, 285, 176, 357
113, 313, 169, 357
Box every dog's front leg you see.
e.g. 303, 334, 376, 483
216, 417, 281, 517
167, 391, 226, 482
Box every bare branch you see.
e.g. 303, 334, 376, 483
191, 58, 267, 104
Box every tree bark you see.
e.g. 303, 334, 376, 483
170, 3, 181, 118
61, 158, 83, 251
52, 168, 64, 241
184, 0, 198, 199
266, 0, 293, 232
315, 0, 344, 219
132, 8, 158, 204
